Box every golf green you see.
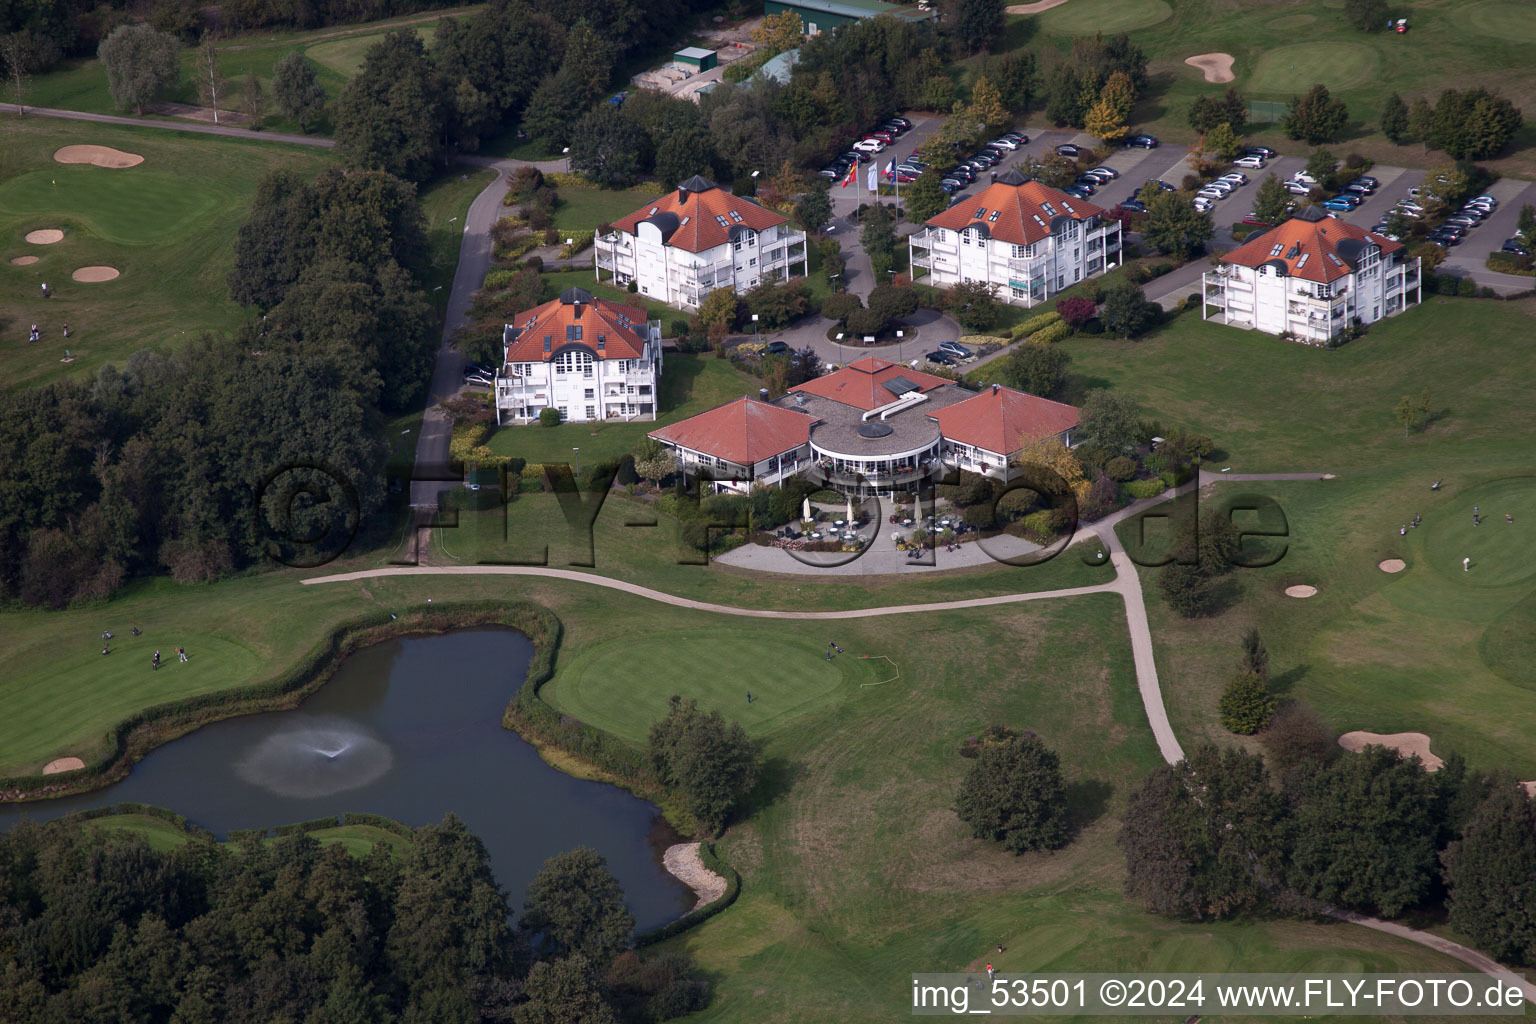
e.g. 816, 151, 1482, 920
1423, 477, 1536, 587
542, 632, 888, 744
1037, 0, 1171, 35
1248, 41, 1379, 95
0, 167, 227, 246
1463, 0, 1536, 44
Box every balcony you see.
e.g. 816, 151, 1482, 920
910, 253, 932, 268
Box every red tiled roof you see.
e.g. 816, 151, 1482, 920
1220, 212, 1405, 284
611, 177, 788, 254
649, 397, 814, 466
930, 385, 1079, 456
505, 290, 649, 363
787, 356, 952, 412
924, 179, 1105, 246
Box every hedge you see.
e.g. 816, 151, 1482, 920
633, 841, 742, 946
559, 230, 594, 258
450, 423, 492, 460
956, 334, 1008, 350
1030, 321, 1074, 345
342, 812, 416, 838
1123, 478, 1167, 499
274, 815, 342, 837
1010, 311, 1060, 339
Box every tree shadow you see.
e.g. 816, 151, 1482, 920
1268, 662, 1309, 696
744, 755, 806, 816
1065, 778, 1113, 836
1002, 15, 1038, 50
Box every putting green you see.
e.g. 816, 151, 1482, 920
1463, 0, 1536, 43
1423, 477, 1536, 588
306, 25, 434, 78
1248, 41, 1379, 95
1037, 0, 1170, 35
541, 632, 886, 744
0, 167, 227, 246
1480, 590, 1536, 691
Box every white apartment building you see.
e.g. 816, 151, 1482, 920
593, 175, 808, 310
1202, 207, 1422, 344
493, 287, 663, 425
908, 168, 1122, 306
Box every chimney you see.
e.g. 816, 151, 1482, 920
573, 300, 584, 319
678, 185, 689, 204
992, 383, 999, 394
759, 388, 769, 401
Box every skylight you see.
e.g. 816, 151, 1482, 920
1269, 243, 1285, 257
1031, 214, 1046, 227
987, 211, 1000, 222
728, 210, 743, 223
974, 207, 986, 218
1296, 253, 1310, 268
648, 206, 658, 216
715, 215, 729, 226
1327, 253, 1345, 266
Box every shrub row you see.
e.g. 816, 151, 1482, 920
1123, 478, 1168, 499
1030, 321, 1074, 345
633, 841, 743, 947
342, 812, 416, 838
559, 231, 595, 258
1011, 311, 1060, 339
274, 815, 343, 837
450, 423, 492, 460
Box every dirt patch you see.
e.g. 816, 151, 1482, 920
1524, 781, 1536, 798
10, 255, 39, 266
144, 102, 251, 125
1379, 558, 1407, 573
1006, 0, 1070, 11
25, 229, 63, 245
1285, 584, 1317, 598
42, 757, 85, 775
53, 144, 144, 169
1338, 731, 1444, 770
72, 266, 120, 282
1185, 52, 1236, 83
663, 842, 727, 910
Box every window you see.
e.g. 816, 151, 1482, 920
554, 350, 594, 377
585, 405, 596, 419
1010, 244, 1028, 258
583, 388, 594, 400
962, 230, 971, 245
749, 257, 757, 266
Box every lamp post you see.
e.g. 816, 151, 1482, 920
751, 313, 760, 342
572, 447, 580, 475
562, 147, 570, 173
750, 169, 760, 195
829, 271, 841, 293
895, 329, 904, 363
835, 331, 844, 364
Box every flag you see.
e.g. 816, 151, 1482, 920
841, 162, 857, 188
882, 160, 893, 179
867, 164, 877, 192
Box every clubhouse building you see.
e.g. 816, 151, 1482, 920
594, 175, 809, 310
493, 287, 663, 425
1201, 207, 1422, 344
649, 356, 1079, 496
907, 168, 1122, 306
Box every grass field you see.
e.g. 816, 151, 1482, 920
551, 186, 661, 233
80, 812, 409, 857
1010, 0, 1536, 179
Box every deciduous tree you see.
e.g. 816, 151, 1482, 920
1251, 173, 1291, 225
522, 848, 635, 967
954, 733, 1071, 853
1282, 83, 1349, 144
945, 280, 1000, 331
750, 9, 804, 55
1344, 0, 1387, 31
1380, 92, 1408, 143
997, 341, 1069, 398
1443, 783, 1536, 966
1098, 281, 1161, 338
97, 24, 181, 115
1219, 672, 1276, 735
273, 51, 326, 132
968, 75, 1010, 134
647, 695, 761, 832
903, 168, 949, 222
568, 104, 649, 188
1140, 190, 1214, 260
951, 0, 1005, 55
195, 32, 225, 122
333, 28, 442, 181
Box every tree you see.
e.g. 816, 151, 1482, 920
1519, 204, 1536, 248
860, 201, 898, 276
820, 292, 862, 324
866, 282, 919, 326
978, 51, 1037, 113
750, 9, 804, 55
515, 955, 620, 1024
1159, 561, 1219, 617
794, 186, 833, 233
903, 168, 949, 222
333, 29, 442, 181
193, 33, 225, 122
1305, 146, 1338, 186
1406, 96, 1435, 151
1079, 389, 1140, 453
1261, 702, 1335, 773
1282, 84, 1349, 144
1055, 296, 1097, 329
97, 24, 182, 115
1432, 88, 1523, 160
1443, 783, 1536, 966
1380, 92, 1408, 143
744, 280, 811, 329
522, 848, 635, 966
1013, 436, 1090, 506
1084, 95, 1129, 145
1394, 389, 1431, 434
1120, 745, 1287, 919
648, 696, 760, 832
1141, 190, 1214, 260
1218, 87, 1248, 131
241, 71, 264, 125
997, 341, 1069, 398
954, 733, 1070, 853
945, 280, 1000, 331
968, 76, 1010, 134
273, 51, 326, 132
632, 436, 675, 484
2, 31, 59, 115
1202, 121, 1243, 161
1344, 0, 1387, 31
1187, 94, 1226, 134
1219, 672, 1276, 735
951, 0, 1005, 55
696, 287, 741, 333
1251, 174, 1291, 225
568, 105, 649, 188
1098, 282, 1161, 338
1240, 627, 1270, 679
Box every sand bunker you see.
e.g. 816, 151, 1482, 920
663, 842, 728, 911
1005, 0, 1070, 12
1379, 558, 1406, 573
1338, 731, 1444, 771
1523, 781, 1536, 798
25, 229, 64, 245
42, 757, 85, 775
53, 144, 144, 169
10, 255, 39, 266
72, 266, 120, 282
1185, 52, 1236, 83
1284, 584, 1317, 598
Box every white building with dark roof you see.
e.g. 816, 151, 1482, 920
908, 168, 1122, 306
594, 175, 808, 309
1202, 207, 1422, 344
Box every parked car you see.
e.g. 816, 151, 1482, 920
887, 116, 912, 129
463, 361, 493, 376
1321, 197, 1357, 212
938, 341, 974, 359
1087, 165, 1119, 180
879, 121, 909, 135
1434, 223, 1467, 238
1232, 155, 1267, 169
1074, 175, 1103, 188
950, 166, 975, 183
1064, 184, 1095, 198
1283, 181, 1311, 196
1395, 207, 1423, 219
1427, 231, 1462, 247
1469, 194, 1498, 208
867, 130, 896, 143
1217, 172, 1248, 186
1395, 200, 1424, 213
894, 171, 918, 184
817, 166, 843, 179
1245, 146, 1278, 159
1342, 183, 1372, 196
843, 150, 873, 164
1196, 187, 1229, 201
1119, 199, 1147, 213
939, 177, 966, 192
1443, 215, 1479, 230
1241, 214, 1273, 227
464, 374, 494, 388
970, 151, 999, 168
1081, 168, 1116, 183
1055, 143, 1082, 157
1455, 204, 1487, 220
988, 137, 1019, 151
1290, 171, 1319, 187
925, 350, 956, 365
1202, 179, 1235, 194
1002, 132, 1028, 143
1502, 239, 1532, 255
763, 341, 790, 355
1352, 175, 1379, 188
853, 138, 885, 153
1192, 196, 1215, 212
1125, 133, 1159, 148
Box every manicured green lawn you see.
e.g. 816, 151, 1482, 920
419, 166, 498, 313
302, 823, 412, 858
303, 24, 434, 78
540, 268, 682, 323
551, 186, 662, 233
483, 351, 760, 465
80, 812, 409, 857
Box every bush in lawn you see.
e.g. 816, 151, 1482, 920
482, 267, 519, 291
648, 696, 761, 834
1124, 478, 1166, 499
1457, 277, 1478, 297
1105, 455, 1137, 481
954, 732, 1070, 854
539, 407, 561, 427
1056, 296, 1097, 328
1219, 671, 1276, 734
1436, 273, 1461, 295
996, 488, 1037, 520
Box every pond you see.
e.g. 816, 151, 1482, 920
0, 630, 695, 931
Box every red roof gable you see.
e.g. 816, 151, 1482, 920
930, 385, 1079, 456
649, 397, 814, 465
504, 289, 649, 363
924, 177, 1105, 246
1220, 211, 1405, 284
787, 356, 952, 412
611, 176, 788, 254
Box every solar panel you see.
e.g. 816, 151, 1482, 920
882, 375, 919, 396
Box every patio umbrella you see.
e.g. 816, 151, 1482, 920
802, 496, 811, 521
846, 497, 855, 523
